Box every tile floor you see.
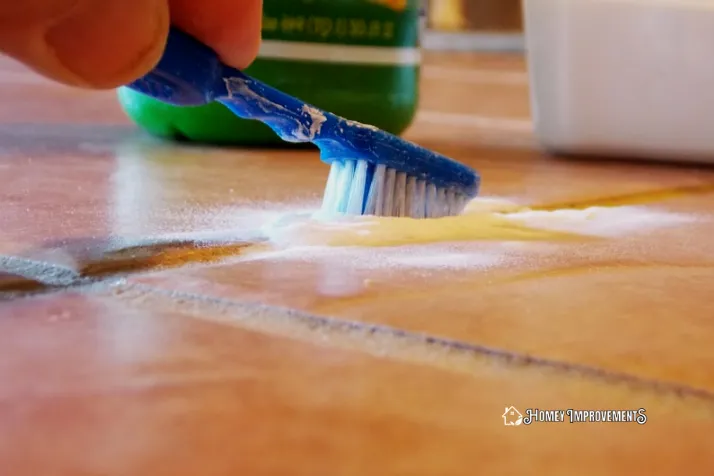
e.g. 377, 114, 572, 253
2, 52, 714, 474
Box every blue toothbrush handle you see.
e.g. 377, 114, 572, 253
125, 27, 222, 106
127, 27, 480, 196
126, 27, 335, 144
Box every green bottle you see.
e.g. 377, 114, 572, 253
116, 0, 421, 145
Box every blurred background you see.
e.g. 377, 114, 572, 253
422, 0, 524, 52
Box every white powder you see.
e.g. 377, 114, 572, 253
247, 196, 699, 271
385, 249, 505, 269
223, 77, 319, 142
262, 197, 697, 247
302, 105, 327, 138
237, 242, 512, 272
509, 205, 697, 237
119, 195, 698, 272
343, 119, 379, 131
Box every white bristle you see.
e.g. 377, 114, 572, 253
335, 160, 355, 213
321, 161, 342, 213
321, 160, 470, 219
425, 183, 437, 218
414, 179, 426, 218
456, 193, 467, 214
404, 176, 416, 218
346, 160, 369, 215
382, 168, 396, 215
393, 172, 407, 217
435, 187, 447, 217
446, 189, 456, 215
367, 164, 386, 216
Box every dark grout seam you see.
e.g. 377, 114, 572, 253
103, 281, 714, 405
0, 255, 81, 286
3, 252, 712, 405
4, 252, 714, 407
0, 255, 88, 301
0, 237, 259, 300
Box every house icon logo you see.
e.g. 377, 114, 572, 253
503, 406, 523, 426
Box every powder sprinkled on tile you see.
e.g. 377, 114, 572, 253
237, 242, 513, 272
509, 206, 697, 238
261, 197, 696, 249
239, 196, 701, 272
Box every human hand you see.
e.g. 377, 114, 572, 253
0, 0, 262, 89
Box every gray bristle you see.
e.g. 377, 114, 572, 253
321, 160, 470, 219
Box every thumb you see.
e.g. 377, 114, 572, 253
0, 0, 169, 89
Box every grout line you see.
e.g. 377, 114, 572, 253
0, 236, 262, 300
3, 185, 714, 398
101, 281, 714, 404
4, 249, 714, 405
0, 255, 80, 286
0, 255, 85, 299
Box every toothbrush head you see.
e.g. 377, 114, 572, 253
316, 122, 480, 218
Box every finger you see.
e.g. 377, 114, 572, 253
0, 0, 169, 89
169, 0, 262, 69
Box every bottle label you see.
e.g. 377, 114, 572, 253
259, 0, 421, 66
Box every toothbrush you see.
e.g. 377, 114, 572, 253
126, 27, 481, 219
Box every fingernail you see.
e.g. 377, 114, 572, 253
45, 0, 168, 88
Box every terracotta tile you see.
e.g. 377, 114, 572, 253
3, 44, 714, 475
4, 45, 714, 395
129, 193, 714, 392
0, 137, 314, 268
0, 290, 711, 475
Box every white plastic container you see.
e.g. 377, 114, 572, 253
523, 0, 714, 162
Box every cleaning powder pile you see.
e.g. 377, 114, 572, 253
261, 197, 697, 248
125, 196, 697, 274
